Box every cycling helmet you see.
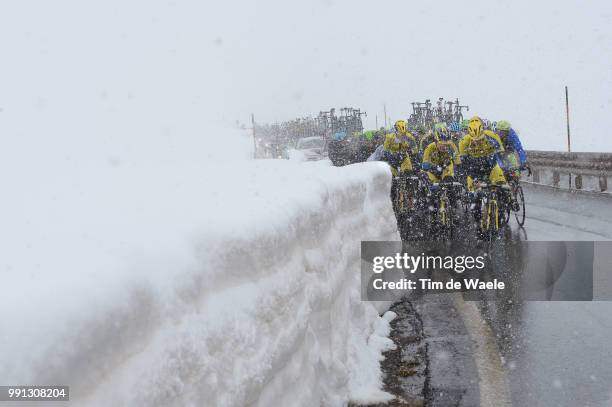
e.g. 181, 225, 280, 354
468, 116, 484, 139
497, 120, 512, 131
461, 119, 470, 130
482, 118, 491, 130
434, 122, 450, 141
334, 132, 347, 141
363, 130, 375, 141
448, 122, 461, 133
394, 120, 408, 135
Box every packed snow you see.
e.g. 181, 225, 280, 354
0, 126, 399, 406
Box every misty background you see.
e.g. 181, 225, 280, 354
1, 0, 611, 156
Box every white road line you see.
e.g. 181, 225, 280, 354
453, 295, 513, 407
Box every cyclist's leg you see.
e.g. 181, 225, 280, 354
508, 152, 523, 182
489, 163, 507, 184
400, 155, 413, 173
426, 171, 440, 184
507, 152, 519, 171
442, 162, 454, 180
470, 164, 492, 219
441, 163, 458, 206
490, 163, 519, 211
467, 175, 474, 192
426, 171, 440, 208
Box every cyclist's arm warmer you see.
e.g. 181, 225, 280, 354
485, 133, 504, 153
494, 153, 504, 168
508, 129, 527, 165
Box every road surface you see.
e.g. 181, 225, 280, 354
392, 183, 612, 406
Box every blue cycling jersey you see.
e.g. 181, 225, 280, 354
502, 129, 527, 165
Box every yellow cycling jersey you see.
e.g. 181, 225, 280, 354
383, 132, 418, 174
383, 132, 418, 155
419, 132, 436, 152
422, 141, 460, 167
458, 130, 504, 158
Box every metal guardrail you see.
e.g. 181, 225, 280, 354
526, 150, 612, 192
521, 180, 612, 200
527, 151, 612, 173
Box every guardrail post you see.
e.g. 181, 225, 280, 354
575, 174, 583, 190
552, 171, 560, 187
532, 169, 540, 183
600, 175, 608, 192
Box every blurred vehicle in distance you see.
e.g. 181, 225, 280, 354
296, 136, 327, 161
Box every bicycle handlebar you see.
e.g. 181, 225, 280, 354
475, 181, 510, 190
432, 181, 462, 188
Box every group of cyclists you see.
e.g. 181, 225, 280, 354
367, 116, 531, 240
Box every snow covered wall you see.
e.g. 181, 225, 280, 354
0, 133, 398, 406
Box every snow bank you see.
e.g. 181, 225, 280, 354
349, 310, 397, 405
0, 131, 398, 406
287, 148, 306, 162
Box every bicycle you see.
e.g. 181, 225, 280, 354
393, 173, 429, 240
474, 180, 510, 242
429, 180, 462, 241
504, 169, 526, 226
454, 176, 471, 216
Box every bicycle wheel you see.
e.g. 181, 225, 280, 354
439, 195, 453, 241
500, 197, 510, 227
491, 199, 500, 232
514, 184, 526, 226
487, 199, 500, 243
479, 196, 489, 239
480, 195, 499, 242
459, 185, 470, 215
503, 206, 511, 226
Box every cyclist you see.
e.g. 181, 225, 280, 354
496, 120, 532, 178
358, 130, 378, 161
458, 116, 516, 216
460, 119, 470, 134
412, 124, 427, 148
379, 120, 420, 227
448, 121, 462, 143
418, 128, 436, 156
363, 129, 376, 141
422, 123, 461, 207
381, 120, 419, 175
422, 123, 460, 184
328, 131, 350, 166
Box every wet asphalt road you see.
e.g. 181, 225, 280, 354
383, 183, 612, 406
462, 184, 612, 406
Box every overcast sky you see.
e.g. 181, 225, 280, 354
1, 0, 611, 152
